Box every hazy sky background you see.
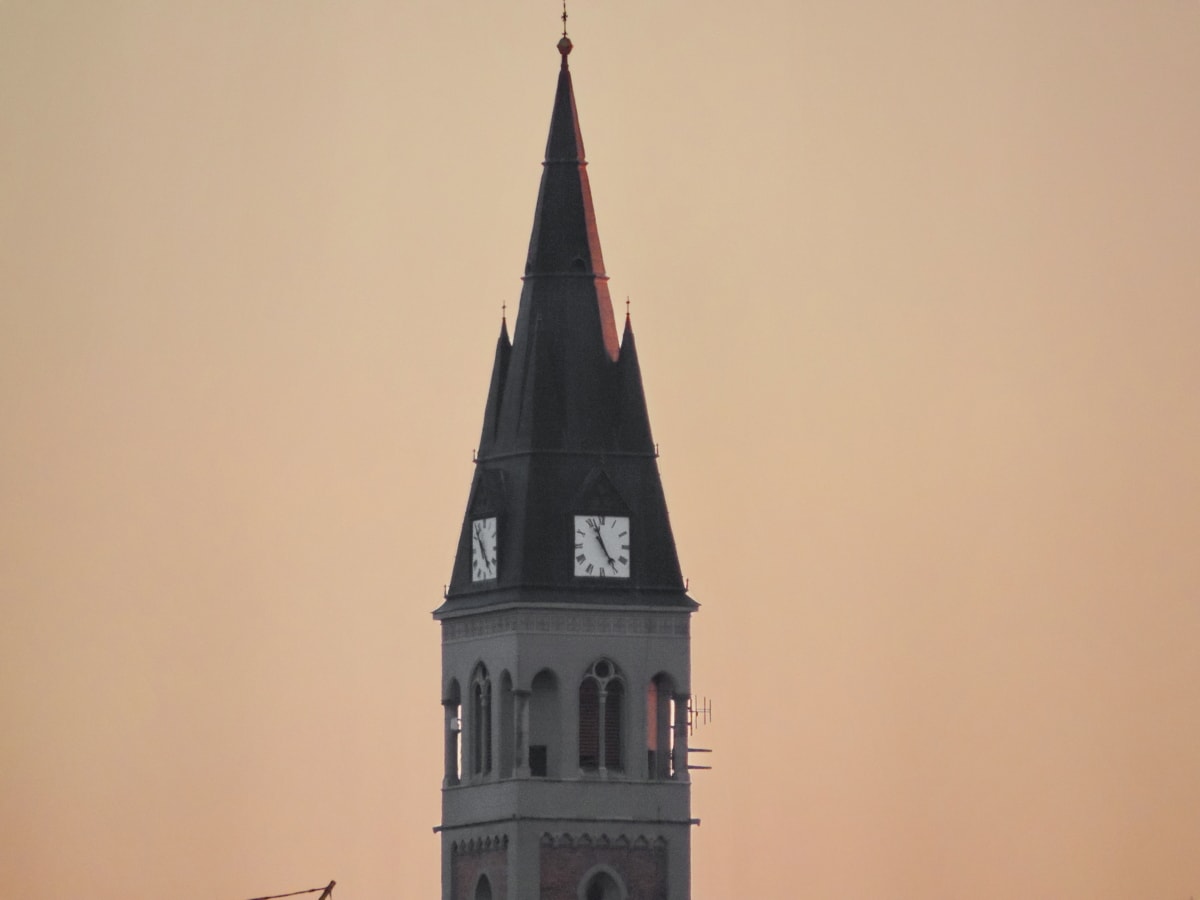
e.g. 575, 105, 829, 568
2, 2, 1199, 898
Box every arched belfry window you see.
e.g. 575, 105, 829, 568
646, 673, 677, 780
579, 867, 626, 900
474, 873, 493, 900
498, 671, 514, 779
579, 658, 624, 773
470, 664, 492, 777
529, 668, 559, 778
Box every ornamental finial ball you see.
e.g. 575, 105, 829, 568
558, 35, 573, 58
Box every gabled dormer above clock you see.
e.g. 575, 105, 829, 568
571, 467, 631, 515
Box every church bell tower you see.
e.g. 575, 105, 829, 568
434, 34, 698, 900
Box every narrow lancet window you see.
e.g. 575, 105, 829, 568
529, 668, 558, 777
646, 674, 675, 780
470, 664, 492, 777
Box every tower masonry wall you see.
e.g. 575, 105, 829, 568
438, 604, 694, 899
442, 776, 691, 826
449, 833, 508, 900
441, 606, 692, 801
539, 830, 671, 900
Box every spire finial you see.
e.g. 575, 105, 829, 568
557, 0, 573, 65
625, 296, 631, 321
501, 301, 507, 324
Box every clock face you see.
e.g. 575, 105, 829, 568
471, 517, 497, 582
573, 515, 630, 578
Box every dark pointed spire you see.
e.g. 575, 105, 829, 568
522, 37, 620, 361
440, 40, 692, 612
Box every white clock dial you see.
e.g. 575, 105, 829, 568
573, 515, 630, 578
471, 517, 497, 581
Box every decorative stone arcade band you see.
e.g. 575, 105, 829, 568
442, 660, 689, 785
466, 856, 630, 900
441, 610, 690, 642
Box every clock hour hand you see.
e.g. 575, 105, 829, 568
473, 528, 491, 571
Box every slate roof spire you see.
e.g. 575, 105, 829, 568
522, 33, 620, 356
474, 36, 625, 457
441, 39, 692, 612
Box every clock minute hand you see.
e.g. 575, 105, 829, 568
590, 524, 616, 565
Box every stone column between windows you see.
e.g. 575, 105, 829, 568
597, 686, 608, 776
481, 686, 492, 775
514, 688, 530, 777
442, 699, 459, 786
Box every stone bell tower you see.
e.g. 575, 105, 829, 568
434, 33, 698, 900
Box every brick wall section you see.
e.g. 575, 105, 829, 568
539, 835, 668, 900
451, 839, 507, 900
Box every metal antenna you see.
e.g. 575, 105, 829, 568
687, 695, 714, 772
687, 695, 712, 735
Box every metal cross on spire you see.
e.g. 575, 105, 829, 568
561, 0, 569, 38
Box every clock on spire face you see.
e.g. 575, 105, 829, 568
471, 517, 497, 581
573, 515, 630, 578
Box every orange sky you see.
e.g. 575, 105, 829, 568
2, 3, 1199, 899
